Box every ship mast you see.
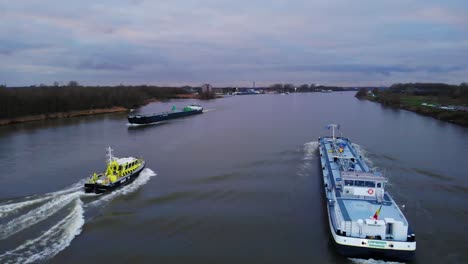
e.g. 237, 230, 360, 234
328, 124, 340, 140
106, 146, 115, 164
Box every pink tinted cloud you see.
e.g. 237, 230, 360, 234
405, 6, 467, 26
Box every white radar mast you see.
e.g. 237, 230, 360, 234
327, 124, 340, 140
106, 146, 115, 164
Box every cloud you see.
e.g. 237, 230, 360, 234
77, 60, 131, 71
409, 6, 468, 26
0, 0, 467, 86
0, 40, 46, 55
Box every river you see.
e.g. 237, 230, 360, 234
0, 92, 466, 263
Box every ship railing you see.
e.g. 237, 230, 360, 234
333, 202, 345, 233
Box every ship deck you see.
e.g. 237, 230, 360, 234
336, 197, 406, 223
321, 137, 408, 225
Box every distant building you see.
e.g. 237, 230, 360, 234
201, 84, 212, 93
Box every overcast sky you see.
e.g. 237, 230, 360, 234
1, 0, 467, 87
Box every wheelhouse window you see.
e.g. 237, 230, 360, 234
355, 180, 365, 187
345, 180, 354, 186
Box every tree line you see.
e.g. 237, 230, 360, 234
267, 83, 356, 93
356, 82, 468, 106
355, 82, 468, 126
0, 83, 189, 119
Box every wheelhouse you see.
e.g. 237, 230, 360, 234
338, 171, 387, 201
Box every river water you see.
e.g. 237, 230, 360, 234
0, 92, 466, 264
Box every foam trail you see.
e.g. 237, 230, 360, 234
297, 142, 319, 177
349, 258, 404, 264
303, 142, 319, 160
87, 168, 156, 207
0, 179, 85, 217
0, 168, 156, 263
0, 192, 80, 240
126, 121, 167, 127
0, 199, 84, 264
0, 196, 53, 217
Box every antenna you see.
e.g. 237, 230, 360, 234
106, 146, 115, 164
327, 124, 340, 140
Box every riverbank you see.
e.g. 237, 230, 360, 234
0, 107, 128, 126
0, 85, 189, 122
0, 93, 212, 126
356, 85, 468, 127
380, 98, 467, 127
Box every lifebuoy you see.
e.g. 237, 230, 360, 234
368, 189, 374, 195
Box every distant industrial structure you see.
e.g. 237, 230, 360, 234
197, 83, 360, 95
201, 84, 212, 93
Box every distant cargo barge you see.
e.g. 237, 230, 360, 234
318, 124, 416, 261
128, 105, 203, 125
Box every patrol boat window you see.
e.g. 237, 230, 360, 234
345, 180, 354, 186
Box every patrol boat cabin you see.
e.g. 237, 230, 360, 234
84, 147, 145, 194
319, 124, 416, 261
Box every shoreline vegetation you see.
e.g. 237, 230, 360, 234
0, 83, 200, 126
0, 82, 352, 126
355, 83, 468, 127
0, 107, 128, 126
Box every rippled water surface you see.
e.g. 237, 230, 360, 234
0, 92, 466, 263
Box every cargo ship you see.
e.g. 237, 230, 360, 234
128, 104, 203, 125
318, 124, 416, 261
84, 147, 145, 194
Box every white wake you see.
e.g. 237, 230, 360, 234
297, 141, 320, 177
349, 258, 404, 264
303, 142, 319, 161
87, 168, 156, 207
0, 180, 84, 218
0, 199, 85, 264
0, 192, 80, 240
0, 168, 156, 264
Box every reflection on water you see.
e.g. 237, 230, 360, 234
0, 93, 466, 264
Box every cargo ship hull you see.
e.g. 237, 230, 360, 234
326, 205, 415, 262
128, 108, 202, 125
318, 126, 415, 262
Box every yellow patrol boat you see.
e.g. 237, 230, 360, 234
84, 147, 145, 194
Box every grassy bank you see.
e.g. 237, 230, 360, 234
356, 83, 468, 127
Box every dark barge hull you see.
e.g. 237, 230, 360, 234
128, 109, 202, 125
84, 164, 145, 194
